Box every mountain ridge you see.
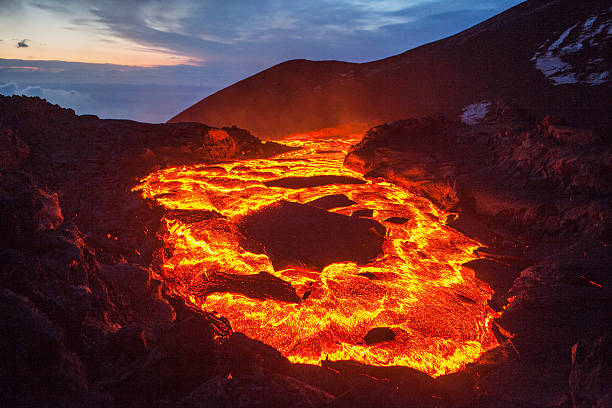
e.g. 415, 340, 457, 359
170, 0, 611, 139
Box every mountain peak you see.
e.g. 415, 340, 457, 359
170, 0, 611, 139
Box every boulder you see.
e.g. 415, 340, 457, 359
0, 128, 29, 171
197, 271, 301, 303
99, 263, 175, 325
238, 200, 385, 270
364, 327, 395, 345
351, 209, 374, 218
306, 194, 357, 210
264, 175, 366, 189
570, 336, 612, 408
177, 373, 334, 408
384, 217, 410, 224
0, 289, 112, 407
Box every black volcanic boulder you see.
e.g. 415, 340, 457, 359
264, 175, 365, 189
384, 217, 411, 224
364, 327, 395, 345
238, 200, 385, 271
198, 271, 301, 304
352, 209, 374, 218
306, 194, 357, 210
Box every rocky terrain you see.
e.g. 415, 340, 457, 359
0, 95, 335, 407
344, 102, 612, 407
1, 96, 495, 408
169, 0, 612, 140
2, 91, 611, 406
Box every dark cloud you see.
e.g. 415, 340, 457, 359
25, 0, 522, 65
16, 39, 29, 48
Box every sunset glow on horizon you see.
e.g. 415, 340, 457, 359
0, 1, 200, 67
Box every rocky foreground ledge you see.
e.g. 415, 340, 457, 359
345, 103, 612, 407
1, 96, 610, 407
0, 96, 327, 407
0, 97, 446, 408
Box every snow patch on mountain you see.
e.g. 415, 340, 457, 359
461, 101, 491, 125
532, 13, 612, 86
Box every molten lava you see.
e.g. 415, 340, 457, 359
133, 137, 498, 377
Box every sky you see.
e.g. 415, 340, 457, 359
0, 0, 524, 123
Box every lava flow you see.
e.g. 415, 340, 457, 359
133, 137, 498, 377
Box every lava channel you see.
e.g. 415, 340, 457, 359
133, 137, 498, 377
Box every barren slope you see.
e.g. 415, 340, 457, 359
170, 0, 612, 139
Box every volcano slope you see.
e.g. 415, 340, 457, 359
170, 0, 612, 139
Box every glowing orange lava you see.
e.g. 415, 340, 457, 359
133, 137, 498, 377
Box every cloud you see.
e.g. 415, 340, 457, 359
0, 82, 18, 94
17, 39, 29, 48
0, 82, 95, 110
21, 0, 522, 65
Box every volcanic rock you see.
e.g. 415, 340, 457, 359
462, 259, 522, 310
164, 209, 225, 224
100, 314, 217, 405
319, 360, 437, 408
0, 96, 319, 407
351, 209, 374, 218
462, 259, 521, 296
0, 95, 291, 265
104, 326, 149, 359
238, 200, 385, 270
384, 217, 410, 224
99, 263, 175, 325
306, 193, 357, 210
0, 171, 63, 242
339, 103, 612, 406
264, 175, 366, 189
0, 289, 113, 407
462, 242, 612, 406
345, 112, 612, 242
364, 327, 395, 345
216, 332, 291, 377
570, 335, 612, 408
0, 128, 29, 170
357, 272, 378, 280
177, 373, 334, 408
199, 271, 301, 304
